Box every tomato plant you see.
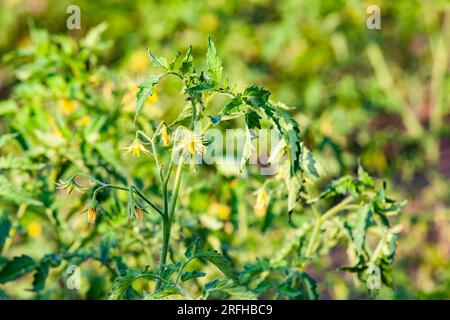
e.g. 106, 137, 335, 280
0, 31, 406, 299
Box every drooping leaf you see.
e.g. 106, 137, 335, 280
354, 205, 373, 254
0, 255, 36, 284
243, 86, 302, 176
303, 145, 319, 178
206, 37, 223, 84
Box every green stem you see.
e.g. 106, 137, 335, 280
155, 157, 184, 291
168, 157, 185, 222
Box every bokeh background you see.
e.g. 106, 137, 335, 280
0, 0, 449, 299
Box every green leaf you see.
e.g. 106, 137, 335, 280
0, 255, 36, 284
282, 161, 302, 213
31, 261, 50, 292
243, 86, 302, 176
300, 273, 319, 300
184, 238, 203, 259
179, 45, 194, 76
243, 85, 270, 102
31, 253, 62, 292
148, 50, 168, 69
245, 111, 262, 129
0, 211, 11, 247
197, 249, 238, 281
358, 161, 374, 187
135, 74, 162, 122
354, 205, 373, 254
223, 98, 243, 115
206, 37, 223, 84
144, 285, 180, 300
202, 279, 257, 299
304, 146, 319, 178
108, 269, 158, 300
186, 81, 215, 94
181, 271, 206, 282
169, 51, 181, 70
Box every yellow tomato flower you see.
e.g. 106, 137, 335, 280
27, 223, 42, 238
122, 139, 151, 157
173, 130, 205, 156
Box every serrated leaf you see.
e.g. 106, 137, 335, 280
243, 86, 302, 176
245, 111, 261, 129
184, 238, 203, 259
179, 45, 194, 76
0, 211, 11, 247
148, 50, 168, 69
197, 249, 237, 281
181, 271, 206, 282
144, 285, 180, 300
186, 81, 215, 94
108, 269, 158, 300
223, 98, 242, 115
135, 74, 162, 122
0, 255, 36, 284
206, 37, 223, 84
202, 279, 257, 299
31, 261, 50, 292
304, 146, 319, 178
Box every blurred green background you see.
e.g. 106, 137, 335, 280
0, 0, 449, 299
